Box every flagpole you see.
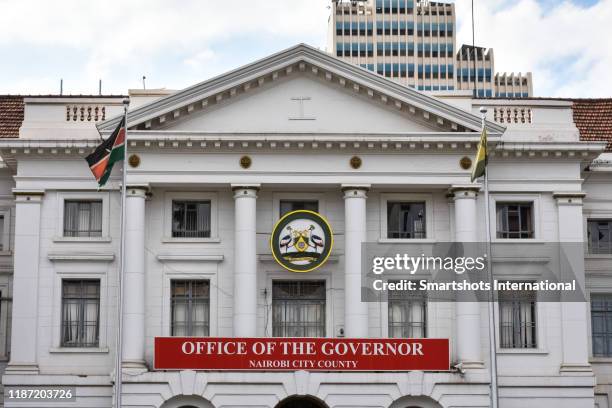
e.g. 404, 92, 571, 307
481, 106, 499, 408
114, 99, 129, 408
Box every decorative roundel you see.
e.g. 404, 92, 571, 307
459, 156, 472, 170
240, 155, 252, 169
128, 154, 141, 168
270, 210, 334, 273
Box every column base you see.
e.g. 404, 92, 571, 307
559, 363, 592, 374
121, 360, 148, 375
456, 361, 485, 370
4, 363, 40, 375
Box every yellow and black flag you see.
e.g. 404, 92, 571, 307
85, 118, 125, 187
470, 128, 487, 182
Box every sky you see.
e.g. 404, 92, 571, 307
0, 0, 610, 98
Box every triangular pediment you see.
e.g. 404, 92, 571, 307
98, 44, 505, 135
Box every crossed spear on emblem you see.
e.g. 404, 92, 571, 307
279, 225, 324, 253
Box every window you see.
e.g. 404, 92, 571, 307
172, 200, 211, 238
279, 200, 318, 217
496, 202, 534, 239
388, 283, 427, 338
0, 215, 4, 251
588, 220, 612, 254
499, 289, 537, 348
591, 295, 612, 357
387, 201, 426, 238
0, 288, 10, 358
272, 281, 325, 337
63, 200, 102, 237
171, 280, 210, 336
61, 280, 100, 347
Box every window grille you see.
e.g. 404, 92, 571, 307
272, 281, 325, 338
172, 200, 211, 238
388, 282, 427, 338
171, 280, 210, 337
279, 200, 319, 217
499, 289, 537, 349
496, 202, 534, 239
588, 220, 612, 254
387, 201, 426, 238
64, 200, 102, 237
61, 280, 100, 347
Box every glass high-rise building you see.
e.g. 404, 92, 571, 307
328, 0, 457, 92
328, 0, 534, 97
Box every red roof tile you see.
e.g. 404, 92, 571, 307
571, 99, 612, 151
0, 96, 24, 138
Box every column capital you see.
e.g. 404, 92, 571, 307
342, 184, 370, 199
13, 189, 45, 202
126, 185, 149, 198
341, 184, 370, 191
449, 185, 480, 194
231, 184, 261, 190
451, 190, 478, 201
232, 184, 260, 199
553, 192, 586, 206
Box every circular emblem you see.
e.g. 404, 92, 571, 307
240, 155, 252, 169
128, 154, 141, 168
270, 210, 333, 273
350, 156, 362, 169
460, 156, 472, 170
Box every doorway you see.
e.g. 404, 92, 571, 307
275, 395, 329, 408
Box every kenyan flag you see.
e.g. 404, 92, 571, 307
86, 118, 125, 187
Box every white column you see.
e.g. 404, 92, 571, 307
122, 186, 147, 371
343, 186, 369, 338
555, 192, 591, 373
452, 187, 483, 368
233, 185, 259, 337
6, 190, 44, 374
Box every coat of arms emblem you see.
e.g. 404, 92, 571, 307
270, 210, 333, 272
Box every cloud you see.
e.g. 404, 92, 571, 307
184, 49, 216, 69
0, 0, 329, 94
453, 0, 612, 97
0, 0, 610, 97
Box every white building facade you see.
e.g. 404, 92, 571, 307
0, 45, 611, 408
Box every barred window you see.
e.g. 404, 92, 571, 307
171, 280, 210, 337
64, 200, 102, 237
273, 281, 325, 338
172, 200, 211, 238
0, 289, 10, 358
61, 280, 100, 347
588, 220, 612, 254
591, 295, 612, 357
279, 200, 318, 217
388, 283, 427, 338
387, 201, 426, 239
496, 202, 534, 239
499, 289, 537, 348
0, 214, 5, 251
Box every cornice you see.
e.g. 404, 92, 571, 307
0, 136, 604, 168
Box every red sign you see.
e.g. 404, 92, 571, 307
154, 337, 450, 371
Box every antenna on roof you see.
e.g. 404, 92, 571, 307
142, 75, 146, 90
60, 79, 63, 96
99, 79, 102, 96
471, 0, 477, 97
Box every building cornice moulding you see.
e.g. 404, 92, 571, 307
47, 253, 115, 262
156, 254, 224, 262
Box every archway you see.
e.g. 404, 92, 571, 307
275, 395, 329, 408
160, 395, 215, 408
388, 396, 443, 408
